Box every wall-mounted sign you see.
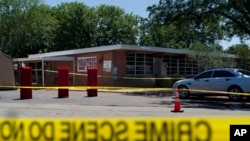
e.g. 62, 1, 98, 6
103, 60, 112, 72
77, 57, 97, 72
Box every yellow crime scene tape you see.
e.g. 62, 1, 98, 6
1, 85, 249, 96
0, 85, 172, 91
0, 117, 249, 141
40, 69, 184, 80
8, 69, 250, 96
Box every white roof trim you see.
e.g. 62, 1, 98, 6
13, 56, 74, 62
44, 56, 74, 61
29, 44, 123, 58
15, 44, 236, 60
13, 57, 42, 62
120, 44, 187, 54
28, 44, 187, 58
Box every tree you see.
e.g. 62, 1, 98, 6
51, 3, 139, 51
151, 0, 250, 42
220, 0, 250, 39
0, 1, 140, 56
226, 44, 250, 70
0, 0, 57, 57
138, 16, 191, 48
20, 4, 58, 55
51, 2, 96, 51
94, 5, 138, 46
187, 43, 236, 71
141, 0, 224, 48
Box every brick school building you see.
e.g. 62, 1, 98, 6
13, 44, 202, 87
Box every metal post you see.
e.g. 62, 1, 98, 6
39, 50, 45, 86
42, 56, 44, 87
35, 63, 38, 84
73, 59, 76, 86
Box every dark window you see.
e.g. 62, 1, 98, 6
195, 71, 213, 79
163, 55, 198, 76
213, 71, 236, 78
237, 69, 250, 76
126, 53, 153, 76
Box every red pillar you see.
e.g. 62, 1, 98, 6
58, 68, 69, 98
87, 68, 98, 97
20, 67, 32, 99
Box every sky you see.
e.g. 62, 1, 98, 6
45, 0, 249, 49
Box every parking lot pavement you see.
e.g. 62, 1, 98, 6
0, 89, 250, 117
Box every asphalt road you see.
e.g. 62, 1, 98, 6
0, 89, 250, 117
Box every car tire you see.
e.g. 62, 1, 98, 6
178, 85, 190, 99
228, 86, 242, 101
196, 95, 205, 99
246, 96, 250, 101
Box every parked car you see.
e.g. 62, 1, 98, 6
172, 68, 250, 100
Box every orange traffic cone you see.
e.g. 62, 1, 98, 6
171, 88, 184, 112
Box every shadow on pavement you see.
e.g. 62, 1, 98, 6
159, 96, 250, 111
123, 92, 250, 111
122, 90, 173, 97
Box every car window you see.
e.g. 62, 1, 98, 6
213, 71, 236, 78
237, 69, 250, 76
195, 71, 213, 79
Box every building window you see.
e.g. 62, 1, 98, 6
163, 55, 198, 76
126, 53, 153, 76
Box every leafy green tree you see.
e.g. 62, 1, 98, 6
51, 2, 96, 51
138, 17, 190, 48
20, 4, 58, 55
94, 5, 138, 46
0, 0, 31, 56
187, 43, 236, 71
226, 44, 250, 70
50, 3, 139, 51
219, 0, 250, 39
0, 0, 57, 57
141, 0, 224, 48
137, 17, 153, 46
150, 0, 250, 42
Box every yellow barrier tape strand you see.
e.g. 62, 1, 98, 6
0, 85, 172, 91
1, 85, 250, 96
0, 117, 249, 141
44, 70, 87, 76
188, 89, 250, 96
121, 77, 185, 80
32, 69, 184, 79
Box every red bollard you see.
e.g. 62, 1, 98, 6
87, 68, 98, 97
20, 67, 32, 99
58, 68, 69, 98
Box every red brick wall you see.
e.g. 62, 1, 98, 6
112, 50, 155, 87
44, 61, 74, 85
112, 50, 127, 86
74, 51, 113, 86
43, 50, 155, 87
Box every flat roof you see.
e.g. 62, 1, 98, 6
14, 44, 237, 61
13, 56, 75, 62
28, 44, 187, 58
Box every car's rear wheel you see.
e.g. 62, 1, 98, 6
246, 96, 250, 101
178, 85, 190, 99
228, 86, 242, 101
